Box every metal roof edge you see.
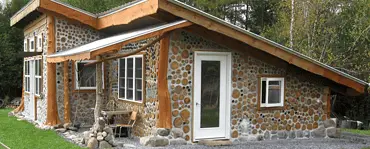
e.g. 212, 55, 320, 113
167, 0, 368, 87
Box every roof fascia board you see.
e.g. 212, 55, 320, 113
10, 0, 40, 26
96, 0, 159, 29
39, 0, 97, 28
160, 0, 368, 93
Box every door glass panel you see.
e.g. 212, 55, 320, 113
200, 61, 220, 128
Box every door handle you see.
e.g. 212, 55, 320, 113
196, 102, 200, 106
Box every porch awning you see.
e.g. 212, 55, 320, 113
47, 20, 191, 63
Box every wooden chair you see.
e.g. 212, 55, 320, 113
116, 111, 137, 138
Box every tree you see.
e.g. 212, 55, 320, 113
262, 0, 369, 82
0, 0, 29, 101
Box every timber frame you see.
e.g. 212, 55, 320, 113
11, 0, 368, 94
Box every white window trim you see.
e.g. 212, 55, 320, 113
37, 34, 43, 52
24, 60, 30, 93
118, 55, 144, 103
24, 39, 28, 52
35, 58, 42, 96
74, 60, 104, 90
29, 37, 35, 52
260, 77, 284, 108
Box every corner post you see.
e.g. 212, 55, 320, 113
45, 15, 61, 125
63, 61, 71, 123
94, 55, 103, 122
157, 34, 172, 129
324, 87, 331, 119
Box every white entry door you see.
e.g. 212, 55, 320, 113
28, 60, 35, 120
193, 51, 231, 141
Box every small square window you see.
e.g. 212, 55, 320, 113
75, 61, 104, 90
260, 77, 284, 108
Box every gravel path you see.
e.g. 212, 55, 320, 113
116, 137, 369, 149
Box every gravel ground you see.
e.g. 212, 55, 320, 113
116, 137, 370, 149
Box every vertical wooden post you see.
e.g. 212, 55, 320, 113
324, 87, 331, 118
45, 15, 60, 126
94, 56, 103, 122
157, 34, 172, 128
63, 61, 71, 123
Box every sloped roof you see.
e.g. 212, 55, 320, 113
47, 20, 191, 62
11, 0, 369, 93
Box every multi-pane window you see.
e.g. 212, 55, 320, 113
75, 61, 103, 90
25, 60, 30, 92
260, 77, 284, 107
35, 59, 42, 95
118, 55, 143, 102
24, 59, 42, 94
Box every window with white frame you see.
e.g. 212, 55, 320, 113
75, 60, 104, 90
35, 59, 42, 95
260, 77, 284, 107
37, 34, 43, 52
25, 60, 30, 92
29, 37, 35, 52
24, 39, 28, 52
118, 55, 143, 102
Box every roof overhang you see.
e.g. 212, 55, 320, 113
11, 0, 368, 94
10, 0, 41, 28
11, 0, 159, 30
47, 20, 192, 63
159, 0, 369, 94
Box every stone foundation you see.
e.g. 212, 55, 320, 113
239, 119, 340, 141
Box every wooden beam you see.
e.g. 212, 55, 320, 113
91, 21, 192, 57
39, 0, 97, 28
45, 15, 61, 126
324, 87, 331, 118
159, 0, 365, 93
85, 33, 168, 66
94, 56, 103, 122
96, 0, 159, 29
63, 61, 71, 123
157, 33, 171, 128
10, 0, 40, 27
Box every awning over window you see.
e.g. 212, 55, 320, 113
47, 20, 191, 63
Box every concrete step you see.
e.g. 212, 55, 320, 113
198, 139, 232, 146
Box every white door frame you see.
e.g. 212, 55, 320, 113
29, 59, 35, 120
193, 51, 231, 141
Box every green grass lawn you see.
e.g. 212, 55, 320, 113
342, 128, 370, 136
0, 108, 83, 149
